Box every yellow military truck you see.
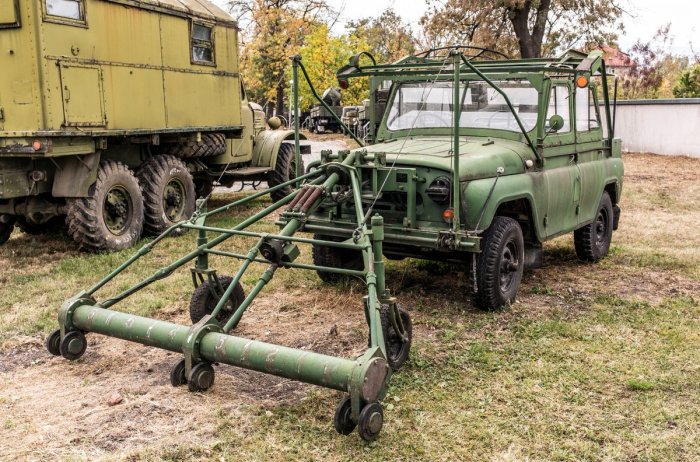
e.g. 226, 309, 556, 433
0, 0, 305, 251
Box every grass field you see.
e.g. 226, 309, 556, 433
0, 152, 698, 461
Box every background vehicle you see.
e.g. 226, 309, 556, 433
307, 88, 343, 133
302, 47, 624, 310
0, 0, 306, 251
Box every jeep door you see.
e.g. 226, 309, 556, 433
541, 82, 580, 238
574, 86, 606, 225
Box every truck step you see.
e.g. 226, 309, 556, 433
222, 167, 271, 179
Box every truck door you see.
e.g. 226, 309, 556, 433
575, 86, 606, 225
542, 83, 579, 238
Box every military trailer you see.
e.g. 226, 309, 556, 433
0, 0, 305, 251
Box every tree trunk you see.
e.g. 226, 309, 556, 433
508, 0, 551, 58
275, 84, 285, 117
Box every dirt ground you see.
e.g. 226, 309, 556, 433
0, 152, 699, 461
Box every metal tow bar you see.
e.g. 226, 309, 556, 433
46, 150, 412, 442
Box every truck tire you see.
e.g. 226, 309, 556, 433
312, 234, 363, 283
138, 155, 196, 236
0, 217, 15, 245
66, 160, 144, 252
574, 191, 613, 262
167, 133, 226, 159
473, 216, 524, 311
267, 143, 305, 203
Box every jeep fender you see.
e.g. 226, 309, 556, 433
251, 129, 307, 169
462, 174, 546, 241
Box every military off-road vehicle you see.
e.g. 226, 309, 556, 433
0, 0, 305, 252
300, 47, 624, 310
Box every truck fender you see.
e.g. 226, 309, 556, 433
462, 174, 546, 241
252, 129, 307, 169
52, 152, 101, 198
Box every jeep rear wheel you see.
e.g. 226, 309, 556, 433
574, 191, 613, 262
66, 160, 144, 252
267, 143, 304, 203
473, 216, 524, 311
138, 155, 196, 236
312, 234, 364, 283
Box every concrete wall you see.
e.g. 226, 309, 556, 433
602, 99, 700, 157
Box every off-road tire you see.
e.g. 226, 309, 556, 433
312, 234, 363, 283
166, 133, 226, 159
267, 143, 304, 203
66, 160, 144, 252
574, 191, 613, 262
0, 217, 15, 245
189, 276, 246, 332
16, 216, 66, 235
137, 155, 196, 236
473, 216, 524, 311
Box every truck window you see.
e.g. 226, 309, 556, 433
546, 85, 571, 132
1, 0, 21, 28
191, 22, 215, 65
45, 0, 84, 21
575, 86, 600, 131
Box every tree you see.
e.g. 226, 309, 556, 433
673, 64, 700, 98
230, 0, 336, 116
420, 0, 624, 58
346, 9, 417, 63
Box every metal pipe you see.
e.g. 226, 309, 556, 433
70, 305, 357, 392
451, 51, 462, 231
292, 58, 302, 182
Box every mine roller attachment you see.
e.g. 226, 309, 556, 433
49, 147, 408, 442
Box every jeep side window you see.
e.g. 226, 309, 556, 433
45, 0, 84, 21
575, 86, 601, 131
546, 85, 571, 132
191, 22, 215, 65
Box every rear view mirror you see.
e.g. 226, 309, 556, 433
548, 114, 564, 132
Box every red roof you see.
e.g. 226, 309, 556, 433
601, 45, 635, 68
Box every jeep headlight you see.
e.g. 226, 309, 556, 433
426, 176, 451, 204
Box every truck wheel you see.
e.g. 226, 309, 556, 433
168, 133, 226, 159
138, 155, 196, 236
0, 217, 15, 245
473, 216, 524, 311
267, 143, 305, 203
574, 191, 613, 262
312, 234, 363, 283
66, 160, 144, 252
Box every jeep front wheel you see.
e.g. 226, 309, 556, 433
574, 191, 613, 262
66, 160, 144, 252
138, 155, 196, 236
473, 216, 524, 310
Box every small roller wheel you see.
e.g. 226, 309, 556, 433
358, 402, 383, 442
170, 358, 187, 387
333, 396, 356, 435
46, 329, 62, 356
59, 330, 87, 361
187, 362, 215, 392
380, 305, 412, 371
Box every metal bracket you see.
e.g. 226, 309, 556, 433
182, 316, 223, 375
57, 292, 96, 336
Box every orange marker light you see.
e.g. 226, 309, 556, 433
576, 75, 589, 88
442, 208, 455, 223
32, 140, 43, 151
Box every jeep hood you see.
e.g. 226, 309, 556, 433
359, 137, 534, 181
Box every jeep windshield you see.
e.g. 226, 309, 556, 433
386, 80, 538, 133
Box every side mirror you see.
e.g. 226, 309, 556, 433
548, 114, 564, 132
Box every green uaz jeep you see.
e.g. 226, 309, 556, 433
297, 47, 624, 310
